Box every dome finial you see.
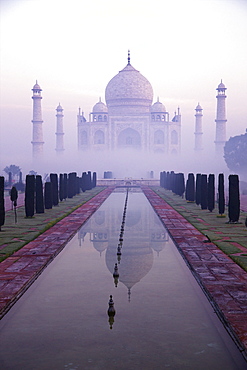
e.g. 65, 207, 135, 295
128, 50, 130, 65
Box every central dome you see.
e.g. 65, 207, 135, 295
105, 62, 153, 111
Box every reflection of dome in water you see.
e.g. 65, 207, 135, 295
93, 241, 108, 256
105, 244, 153, 293
150, 241, 166, 256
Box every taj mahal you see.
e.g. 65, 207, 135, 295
31, 52, 227, 161
77, 52, 181, 154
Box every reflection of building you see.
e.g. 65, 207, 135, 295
77, 52, 181, 155
77, 190, 169, 298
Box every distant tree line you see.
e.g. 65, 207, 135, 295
160, 171, 240, 223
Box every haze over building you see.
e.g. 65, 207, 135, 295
77, 53, 181, 155
30, 53, 227, 176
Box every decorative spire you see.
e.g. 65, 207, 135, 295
128, 50, 130, 65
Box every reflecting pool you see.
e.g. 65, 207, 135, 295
0, 189, 246, 369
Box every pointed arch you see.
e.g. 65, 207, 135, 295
154, 130, 164, 144
94, 130, 105, 144
118, 128, 141, 148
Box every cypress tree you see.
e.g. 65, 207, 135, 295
195, 174, 202, 206
10, 186, 18, 209
201, 174, 208, 210
207, 174, 215, 212
81, 172, 86, 192
76, 176, 80, 194
87, 171, 92, 190
25, 175, 35, 217
50, 173, 59, 206
163, 171, 167, 189
160, 172, 163, 187
35, 175, 44, 213
10, 186, 18, 223
44, 182, 53, 209
68, 172, 77, 198
179, 173, 185, 197
218, 173, 225, 216
92, 172, 97, 188
0, 176, 5, 231
63, 173, 68, 200
59, 174, 64, 202
186, 173, 195, 202
228, 174, 240, 223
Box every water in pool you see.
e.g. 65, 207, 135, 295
0, 189, 246, 369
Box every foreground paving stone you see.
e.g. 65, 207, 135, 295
142, 185, 247, 359
0, 187, 115, 319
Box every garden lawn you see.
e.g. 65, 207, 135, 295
0, 187, 105, 262
153, 187, 247, 272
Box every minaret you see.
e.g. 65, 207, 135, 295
55, 103, 64, 154
194, 103, 203, 151
215, 80, 227, 154
31, 81, 44, 157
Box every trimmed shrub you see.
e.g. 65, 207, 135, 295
68, 172, 77, 198
50, 173, 59, 206
195, 174, 202, 206
207, 174, 215, 212
228, 174, 240, 222
87, 171, 92, 190
81, 172, 86, 192
0, 176, 5, 230
218, 173, 225, 215
10, 186, 18, 208
63, 173, 68, 200
59, 174, 64, 202
186, 173, 195, 202
92, 172, 97, 188
35, 175, 44, 213
10, 186, 18, 223
201, 174, 208, 210
25, 175, 35, 217
44, 182, 53, 209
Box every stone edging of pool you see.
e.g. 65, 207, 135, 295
141, 185, 247, 360
0, 187, 116, 320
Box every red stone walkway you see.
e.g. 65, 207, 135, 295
0, 187, 115, 319
142, 186, 247, 358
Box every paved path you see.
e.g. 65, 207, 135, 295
142, 186, 247, 359
0, 187, 115, 319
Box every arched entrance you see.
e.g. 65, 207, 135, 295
117, 128, 141, 149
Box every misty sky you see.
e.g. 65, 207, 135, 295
0, 0, 247, 176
